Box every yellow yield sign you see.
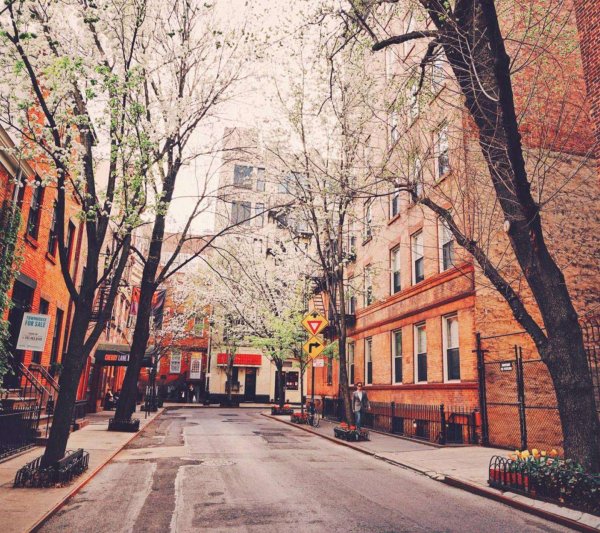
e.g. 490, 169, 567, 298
303, 336, 326, 359
301, 311, 328, 336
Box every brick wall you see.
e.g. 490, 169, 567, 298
573, 0, 600, 159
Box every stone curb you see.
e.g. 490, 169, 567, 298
264, 412, 599, 532
28, 408, 165, 533
261, 413, 375, 456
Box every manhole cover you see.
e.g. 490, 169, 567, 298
199, 459, 235, 467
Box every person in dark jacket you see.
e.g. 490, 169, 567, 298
351, 382, 370, 429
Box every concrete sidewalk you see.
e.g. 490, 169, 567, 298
0, 408, 163, 533
265, 413, 600, 532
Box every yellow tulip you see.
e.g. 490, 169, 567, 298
521, 450, 530, 458
541, 451, 547, 457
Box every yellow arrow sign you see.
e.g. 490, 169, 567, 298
301, 311, 329, 336
303, 335, 326, 359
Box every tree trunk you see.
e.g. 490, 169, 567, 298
276, 360, 285, 407
41, 305, 91, 466
113, 278, 155, 421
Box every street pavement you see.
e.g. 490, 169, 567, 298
40, 408, 574, 533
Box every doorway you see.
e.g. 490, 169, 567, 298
3, 280, 34, 389
244, 368, 256, 401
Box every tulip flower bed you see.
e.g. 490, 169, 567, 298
489, 449, 600, 515
290, 412, 309, 424
271, 405, 294, 416
334, 422, 369, 441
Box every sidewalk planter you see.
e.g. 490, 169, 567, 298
290, 412, 309, 424
488, 452, 600, 516
108, 418, 140, 432
14, 448, 90, 488
334, 424, 369, 442
271, 405, 294, 416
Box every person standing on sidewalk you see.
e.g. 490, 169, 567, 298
352, 382, 370, 429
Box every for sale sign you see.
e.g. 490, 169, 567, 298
16, 313, 51, 351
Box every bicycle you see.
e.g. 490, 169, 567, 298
307, 401, 320, 428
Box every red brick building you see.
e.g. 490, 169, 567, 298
0, 126, 85, 393
309, 0, 599, 451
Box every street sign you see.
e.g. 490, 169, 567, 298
303, 335, 325, 359
301, 311, 328, 336
312, 358, 325, 368
16, 313, 51, 351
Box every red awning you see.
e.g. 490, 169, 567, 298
216, 353, 262, 367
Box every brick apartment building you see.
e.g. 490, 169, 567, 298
310, 0, 600, 451
0, 126, 85, 393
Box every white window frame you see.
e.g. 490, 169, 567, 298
390, 246, 401, 295
390, 110, 399, 143
436, 124, 450, 179
392, 329, 403, 384
411, 231, 424, 285
364, 200, 373, 240
170, 352, 182, 374
431, 56, 445, 92
439, 218, 455, 272
443, 314, 460, 382
365, 337, 373, 385
390, 185, 400, 218
364, 265, 373, 307
414, 323, 427, 383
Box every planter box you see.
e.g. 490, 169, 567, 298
271, 407, 294, 416
489, 467, 530, 491
334, 426, 369, 441
290, 412, 309, 424
14, 448, 90, 488
108, 418, 140, 432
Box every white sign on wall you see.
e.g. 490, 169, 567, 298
16, 313, 51, 352
312, 358, 325, 368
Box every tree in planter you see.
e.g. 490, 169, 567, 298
334, 0, 600, 468
112, 0, 246, 424
263, 40, 382, 425
248, 307, 308, 409
0, 0, 152, 466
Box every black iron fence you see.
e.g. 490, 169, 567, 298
0, 405, 40, 460
321, 397, 479, 445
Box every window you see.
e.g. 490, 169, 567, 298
412, 231, 424, 284
437, 124, 450, 178
231, 201, 251, 225
33, 299, 50, 364
365, 337, 373, 384
392, 329, 402, 383
444, 315, 460, 381
348, 342, 355, 385
410, 157, 423, 203
26, 180, 43, 239
169, 352, 182, 374
390, 246, 401, 294
286, 371, 299, 390
390, 110, 399, 143
439, 218, 455, 271
364, 200, 373, 240
326, 356, 333, 385
256, 167, 266, 191
193, 316, 204, 336
189, 357, 202, 379
409, 83, 420, 121
390, 186, 400, 218
255, 203, 265, 227
431, 56, 445, 92
415, 323, 427, 383
233, 164, 253, 188
364, 265, 373, 306
50, 308, 64, 364
47, 203, 58, 255
347, 283, 357, 315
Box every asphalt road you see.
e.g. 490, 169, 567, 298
40, 408, 572, 533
